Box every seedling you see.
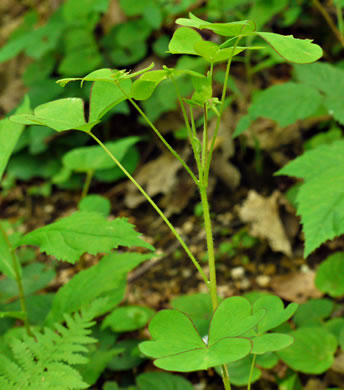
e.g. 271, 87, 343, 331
5, 12, 323, 389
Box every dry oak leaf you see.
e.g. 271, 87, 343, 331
237, 190, 292, 256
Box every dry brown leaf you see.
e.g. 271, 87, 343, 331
237, 190, 292, 256
124, 151, 190, 210
271, 271, 323, 303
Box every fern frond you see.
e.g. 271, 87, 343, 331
0, 306, 98, 390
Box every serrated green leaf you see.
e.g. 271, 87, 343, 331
315, 253, 344, 297
240, 82, 323, 129
294, 62, 344, 97
0, 96, 31, 182
256, 32, 322, 63
46, 252, 151, 324
253, 295, 298, 334
276, 140, 344, 256
62, 136, 141, 172
278, 327, 337, 374
11, 98, 96, 132
102, 306, 155, 332
252, 333, 294, 354
18, 211, 154, 263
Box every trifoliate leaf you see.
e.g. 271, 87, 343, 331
278, 327, 337, 374
139, 297, 265, 372
277, 140, 344, 256
18, 211, 154, 263
253, 295, 298, 333
256, 32, 322, 63
315, 253, 344, 297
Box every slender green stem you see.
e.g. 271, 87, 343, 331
337, 4, 344, 36
172, 78, 202, 176
201, 105, 209, 172
117, 84, 198, 185
222, 364, 232, 390
199, 183, 218, 310
204, 35, 242, 182
247, 354, 257, 390
189, 107, 202, 173
0, 224, 31, 336
87, 131, 209, 285
81, 170, 94, 200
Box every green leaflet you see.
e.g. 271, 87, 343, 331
0, 96, 31, 181
253, 295, 298, 334
18, 211, 154, 263
256, 32, 322, 64
276, 140, 344, 256
278, 327, 337, 374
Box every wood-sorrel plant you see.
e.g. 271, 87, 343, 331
9, 13, 322, 389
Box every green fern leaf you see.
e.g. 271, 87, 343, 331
0, 305, 100, 390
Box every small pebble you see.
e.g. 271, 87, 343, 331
256, 274, 271, 287
231, 266, 245, 280
44, 204, 54, 213
182, 220, 194, 234
182, 268, 192, 278
240, 278, 251, 290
